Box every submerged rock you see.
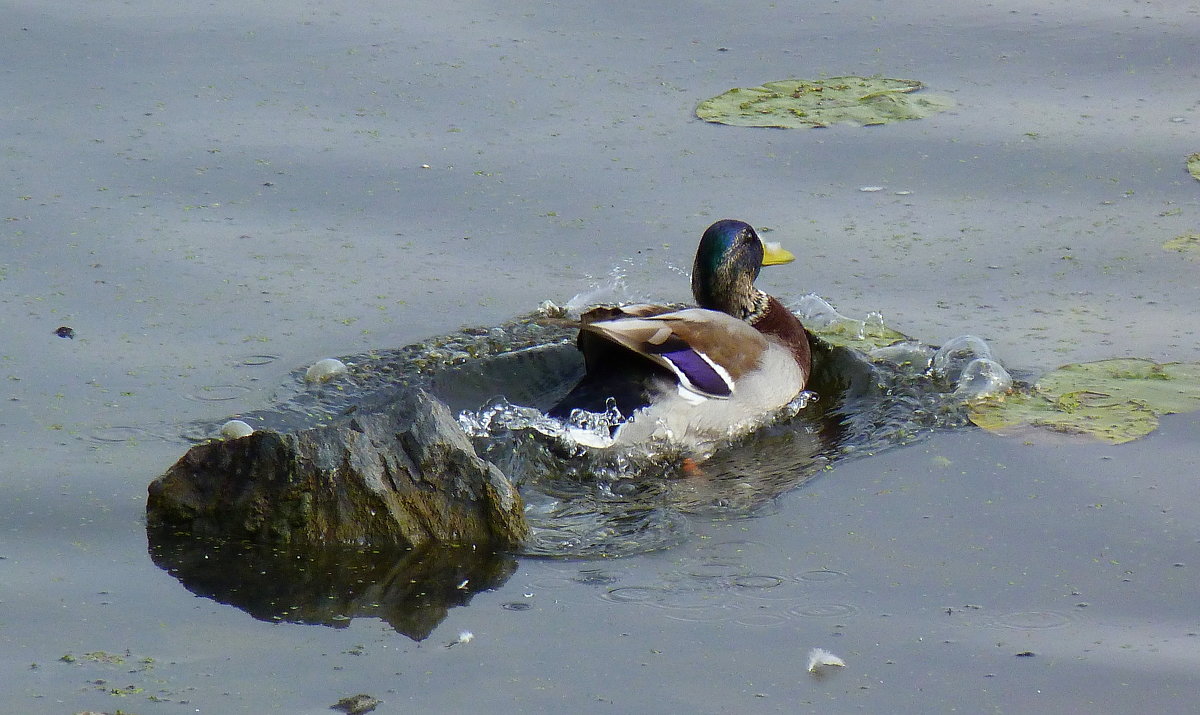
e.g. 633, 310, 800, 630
147, 387, 527, 549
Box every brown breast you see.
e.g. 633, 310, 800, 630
752, 296, 812, 377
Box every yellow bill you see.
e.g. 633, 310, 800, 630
761, 241, 796, 266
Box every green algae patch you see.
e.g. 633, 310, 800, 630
1188, 153, 1200, 182
696, 76, 954, 128
1163, 233, 1200, 259
969, 358, 1200, 444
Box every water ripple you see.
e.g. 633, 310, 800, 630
183, 384, 252, 402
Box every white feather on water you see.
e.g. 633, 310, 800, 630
806, 648, 846, 673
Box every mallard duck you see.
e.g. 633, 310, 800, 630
549, 219, 812, 449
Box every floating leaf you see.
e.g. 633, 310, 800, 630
811, 316, 909, 352
969, 391, 1159, 444
1163, 233, 1200, 259
969, 358, 1200, 444
1188, 153, 1200, 182
696, 76, 954, 129
1036, 358, 1200, 414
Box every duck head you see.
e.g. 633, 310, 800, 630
691, 219, 795, 320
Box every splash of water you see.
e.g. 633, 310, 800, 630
203, 294, 1014, 558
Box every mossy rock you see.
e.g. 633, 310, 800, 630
696, 76, 954, 129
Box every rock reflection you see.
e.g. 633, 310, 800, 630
146, 530, 516, 641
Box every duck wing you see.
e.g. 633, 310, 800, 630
577, 308, 768, 400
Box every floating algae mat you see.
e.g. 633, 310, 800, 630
696, 76, 954, 128
1188, 152, 1200, 182
969, 358, 1200, 444
1163, 233, 1200, 259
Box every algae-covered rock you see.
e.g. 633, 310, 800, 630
696, 76, 953, 128
147, 387, 527, 548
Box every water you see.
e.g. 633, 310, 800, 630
4, 0, 1200, 712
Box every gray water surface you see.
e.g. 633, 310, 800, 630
3, 0, 1199, 712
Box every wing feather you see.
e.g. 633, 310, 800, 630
578, 308, 768, 399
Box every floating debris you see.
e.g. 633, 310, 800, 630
696, 76, 954, 129
446, 630, 474, 647
806, 647, 846, 673
1163, 233, 1200, 259
54, 326, 75, 339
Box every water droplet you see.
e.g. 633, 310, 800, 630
220, 420, 254, 439
932, 335, 994, 383
305, 358, 348, 383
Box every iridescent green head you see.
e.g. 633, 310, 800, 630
691, 219, 794, 317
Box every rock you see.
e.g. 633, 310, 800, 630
147, 387, 527, 549
332, 694, 381, 714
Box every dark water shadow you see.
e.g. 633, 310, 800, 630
147, 529, 516, 641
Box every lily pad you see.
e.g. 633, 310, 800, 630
811, 315, 910, 352
969, 358, 1200, 444
1188, 153, 1200, 182
969, 391, 1159, 444
1036, 358, 1200, 414
696, 76, 954, 129
1163, 233, 1200, 259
